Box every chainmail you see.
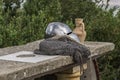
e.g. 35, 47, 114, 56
34, 36, 91, 78
34, 36, 90, 65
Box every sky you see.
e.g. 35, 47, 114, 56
19, 0, 120, 9
93, 0, 120, 16
109, 0, 120, 7
106, 0, 120, 16
93, 0, 120, 7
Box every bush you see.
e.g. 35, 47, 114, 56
60, 1, 120, 79
0, 0, 62, 47
0, 0, 120, 79
86, 10, 120, 80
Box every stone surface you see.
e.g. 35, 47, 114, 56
0, 51, 58, 63
0, 40, 115, 80
85, 41, 115, 58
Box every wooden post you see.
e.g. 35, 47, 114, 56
56, 64, 87, 80
56, 71, 80, 80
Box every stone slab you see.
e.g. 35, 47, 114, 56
0, 56, 73, 80
0, 51, 58, 63
0, 41, 115, 80
84, 41, 115, 58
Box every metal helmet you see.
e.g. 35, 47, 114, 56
45, 22, 80, 43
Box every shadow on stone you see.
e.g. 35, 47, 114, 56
35, 74, 57, 80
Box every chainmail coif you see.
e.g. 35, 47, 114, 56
34, 36, 90, 65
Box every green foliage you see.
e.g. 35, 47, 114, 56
86, 10, 120, 80
24, 0, 62, 20
0, 0, 62, 47
0, 0, 120, 79
60, 0, 100, 22
59, 1, 120, 79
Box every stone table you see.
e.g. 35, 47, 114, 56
0, 40, 114, 80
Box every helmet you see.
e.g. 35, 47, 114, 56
45, 22, 80, 43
